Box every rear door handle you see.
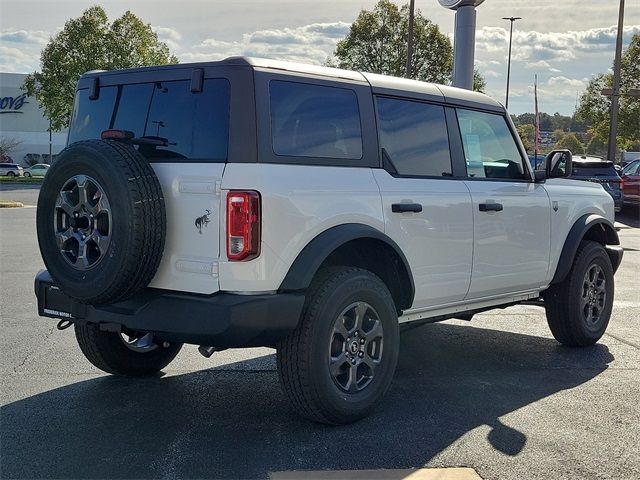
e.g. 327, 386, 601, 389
392, 203, 423, 213
479, 203, 503, 212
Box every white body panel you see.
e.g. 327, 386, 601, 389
373, 170, 473, 308
464, 181, 551, 298
148, 163, 224, 294
147, 164, 615, 319
218, 163, 385, 293
543, 178, 614, 283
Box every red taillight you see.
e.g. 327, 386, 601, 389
226, 191, 261, 261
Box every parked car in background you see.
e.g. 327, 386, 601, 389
620, 159, 640, 206
23, 164, 50, 178
0, 163, 24, 177
570, 156, 623, 212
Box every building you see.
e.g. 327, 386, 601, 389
0, 73, 67, 165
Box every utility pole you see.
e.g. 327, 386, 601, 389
502, 16, 521, 109
405, 0, 415, 78
607, 0, 625, 163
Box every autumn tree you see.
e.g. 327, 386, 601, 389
330, 0, 485, 91
24, 6, 178, 131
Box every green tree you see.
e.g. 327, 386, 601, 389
576, 33, 640, 154
24, 6, 177, 131
555, 133, 584, 155
330, 0, 485, 91
586, 136, 607, 157
516, 124, 535, 152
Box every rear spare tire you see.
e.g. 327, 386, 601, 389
37, 140, 166, 304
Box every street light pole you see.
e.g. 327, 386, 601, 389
607, 0, 625, 163
502, 16, 521, 110
406, 0, 415, 78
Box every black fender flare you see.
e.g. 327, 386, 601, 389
279, 223, 415, 308
551, 214, 621, 284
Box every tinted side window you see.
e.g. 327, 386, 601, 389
68, 86, 118, 143
270, 80, 362, 159
144, 79, 230, 160
456, 109, 527, 180
376, 97, 452, 177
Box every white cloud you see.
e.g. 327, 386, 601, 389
477, 24, 640, 64
153, 26, 182, 51
525, 60, 551, 69
184, 22, 351, 65
0, 29, 49, 45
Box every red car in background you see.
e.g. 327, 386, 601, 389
621, 159, 640, 206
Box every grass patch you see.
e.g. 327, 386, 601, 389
0, 201, 24, 208
0, 176, 43, 184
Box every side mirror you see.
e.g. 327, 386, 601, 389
544, 149, 573, 178
534, 170, 546, 183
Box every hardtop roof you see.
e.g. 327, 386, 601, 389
79, 56, 504, 111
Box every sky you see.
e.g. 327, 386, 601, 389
1, 0, 638, 115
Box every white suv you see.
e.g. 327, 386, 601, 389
35, 58, 623, 424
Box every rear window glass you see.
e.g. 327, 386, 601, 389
67, 78, 230, 161
69, 86, 118, 143
572, 163, 618, 177
270, 80, 362, 159
144, 79, 230, 160
111, 83, 155, 136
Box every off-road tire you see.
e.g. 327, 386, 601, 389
544, 240, 614, 346
37, 140, 165, 304
74, 323, 182, 376
277, 267, 399, 425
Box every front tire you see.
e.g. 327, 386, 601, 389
277, 267, 399, 425
544, 240, 614, 346
24, 172, 31, 177
74, 323, 182, 376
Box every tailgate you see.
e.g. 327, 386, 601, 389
148, 163, 224, 294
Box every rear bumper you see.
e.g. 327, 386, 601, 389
34, 270, 304, 347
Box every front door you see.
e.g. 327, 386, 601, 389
454, 108, 551, 299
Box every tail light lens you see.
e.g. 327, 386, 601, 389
226, 191, 261, 261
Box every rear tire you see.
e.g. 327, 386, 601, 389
24, 172, 31, 177
277, 267, 399, 425
544, 240, 614, 346
74, 323, 182, 376
7, 171, 15, 177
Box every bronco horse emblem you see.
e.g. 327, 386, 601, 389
195, 209, 211, 234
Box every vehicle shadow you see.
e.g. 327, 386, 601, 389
616, 206, 639, 228
1, 323, 613, 479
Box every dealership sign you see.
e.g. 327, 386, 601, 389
0, 93, 29, 114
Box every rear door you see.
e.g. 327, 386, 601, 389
68, 69, 240, 294
453, 108, 551, 299
373, 96, 473, 308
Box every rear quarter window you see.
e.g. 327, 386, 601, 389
269, 80, 363, 160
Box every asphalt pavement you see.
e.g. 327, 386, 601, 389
1, 186, 638, 479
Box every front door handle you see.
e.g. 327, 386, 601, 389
392, 203, 423, 213
479, 202, 503, 212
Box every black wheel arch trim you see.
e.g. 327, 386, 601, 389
279, 223, 415, 310
552, 214, 622, 284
